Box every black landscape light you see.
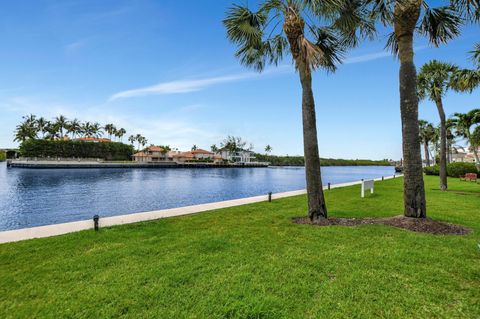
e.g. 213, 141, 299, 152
268, 192, 272, 202
93, 215, 100, 231
328, 182, 330, 190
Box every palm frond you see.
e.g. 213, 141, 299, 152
450, 0, 480, 23
307, 27, 345, 71
470, 42, 480, 66
384, 31, 398, 56
418, 6, 461, 47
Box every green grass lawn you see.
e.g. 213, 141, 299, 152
1, 176, 479, 318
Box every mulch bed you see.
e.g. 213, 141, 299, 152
293, 215, 471, 235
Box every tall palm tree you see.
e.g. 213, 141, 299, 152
116, 128, 126, 142
36, 117, 48, 139
451, 109, 480, 168
128, 135, 136, 147
91, 123, 103, 138
67, 119, 82, 139
45, 121, 60, 140
211, 144, 218, 153
418, 120, 435, 167
224, 0, 373, 220
418, 60, 458, 191
82, 122, 94, 137
265, 144, 272, 155
14, 121, 37, 143
451, 43, 480, 92
446, 118, 456, 163
55, 115, 68, 139
191, 145, 198, 151
365, 0, 464, 218
104, 124, 116, 140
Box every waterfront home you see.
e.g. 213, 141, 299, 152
132, 146, 172, 163
172, 149, 223, 164
132, 147, 223, 164
218, 147, 255, 163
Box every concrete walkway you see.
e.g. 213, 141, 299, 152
0, 175, 401, 244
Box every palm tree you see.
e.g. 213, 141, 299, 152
104, 124, 116, 140
418, 120, 435, 167
54, 115, 68, 139
116, 128, 126, 142
211, 144, 218, 153
418, 60, 458, 191
128, 135, 136, 147
91, 123, 103, 138
265, 144, 272, 155
14, 121, 37, 143
45, 121, 60, 140
365, 1, 466, 218
36, 117, 48, 139
451, 109, 480, 169
191, 145, 198, 151
451, 43, 480, 92
224, 1, 372, 220
67, 119, 82, 139
446, 118, 456, 163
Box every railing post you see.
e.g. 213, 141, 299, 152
93, 215, 100, 231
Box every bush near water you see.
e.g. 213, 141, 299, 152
254, 154, 390, 166
0, 150, 6, 161
424, 162, 478, 177
19, 139, 134, 161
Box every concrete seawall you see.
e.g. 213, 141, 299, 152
6, 160, 268, 169
0, 175, 401, 244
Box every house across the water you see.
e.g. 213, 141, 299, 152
132, 146, 255, 164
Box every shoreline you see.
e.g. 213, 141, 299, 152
6, 159, 268, 169
0, 174, 401, 243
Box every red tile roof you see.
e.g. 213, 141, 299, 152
191, 148, 213, 155
76, 137, 112, 143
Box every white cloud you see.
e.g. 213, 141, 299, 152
108, 65, 292, 102
345, 46, 429, 64
108, 73, 257, 101
65, 39, 88, 54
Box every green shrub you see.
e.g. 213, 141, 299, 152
19, 139, 134, 161
424, 165, 440, 175
0, 150, 6, 161
424, 163, 477, 177
447, 162, 478, 177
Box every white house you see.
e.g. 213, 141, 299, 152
218, 148, 255, 163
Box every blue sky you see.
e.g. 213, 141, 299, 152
0, 0, 478, 159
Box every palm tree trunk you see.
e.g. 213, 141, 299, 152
397, 31, 426, 218
435, 99, 448, 191
298, 62, 327, 220
424, 142, 430, 166
284, 10, 327, 220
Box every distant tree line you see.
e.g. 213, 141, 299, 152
13, 114, 130, 143
19, 139, 134, 161
254, 154, 390, 167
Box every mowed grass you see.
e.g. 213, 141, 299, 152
0, 176, 479, 318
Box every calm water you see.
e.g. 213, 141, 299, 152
0, 163, 397, 231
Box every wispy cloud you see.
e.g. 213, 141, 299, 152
345, 46, 429, 64
108, 65, 292, 102
65, 39, 88, 54
108, 73, 256, 101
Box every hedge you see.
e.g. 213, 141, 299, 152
19, 139, 134, 161
424, 162, 478, 177
0, 150, 5, 161
253, 154, 391, 166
